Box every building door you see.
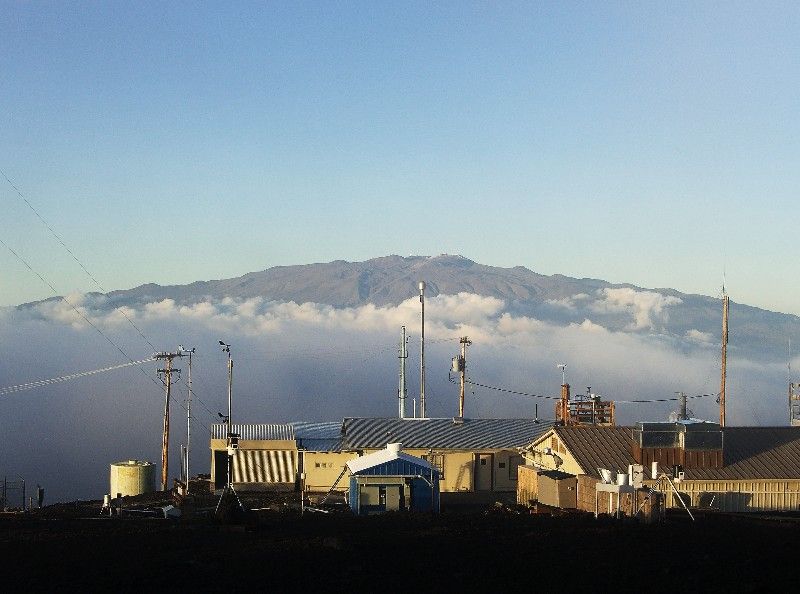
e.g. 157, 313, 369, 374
474, 454, 494, 491
214, 450, 228, 489
385, 485, 402, 511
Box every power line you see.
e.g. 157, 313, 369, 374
0, 235, 220, 430
1, 171, 223, 425
1, 169, 158, 352
465, 378, 717, 404
0, 235, 159, 386
0, 358, 152, 396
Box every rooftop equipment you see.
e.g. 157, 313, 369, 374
556, 383, 616, 426
632, 421, 723, 469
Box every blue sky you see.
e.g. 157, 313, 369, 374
2, 2, 799, 313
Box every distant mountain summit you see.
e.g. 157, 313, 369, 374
22, 254, 800, 361
98, 254, 614, 308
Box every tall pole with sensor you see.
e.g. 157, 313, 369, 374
419, 281, 426, 419
215, 340, 242, 515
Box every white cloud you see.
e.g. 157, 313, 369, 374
591, 288, 682, 331
685, 329, 714, 344
545, 293, 591, 309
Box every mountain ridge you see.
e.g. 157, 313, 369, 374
17, 254, 800, 362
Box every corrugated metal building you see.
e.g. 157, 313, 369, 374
210, 423, 298, 491
340, 417, 554, 501
519, 425, 800, 513
347, 443, 440, 515
210, 417, 553, 500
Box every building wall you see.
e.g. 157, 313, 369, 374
401, 448, 522, 493
210, 439, 528, 494
210, 439, 298, 488
301, 451, 358, 492
661, 479, 800, 512
523, 432, 584, 476
517, 465, 539, 505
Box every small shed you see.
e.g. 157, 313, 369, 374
347, 443, 440, 515
537, 470, 577, 508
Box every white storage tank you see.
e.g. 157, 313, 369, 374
110, 460, 156, 497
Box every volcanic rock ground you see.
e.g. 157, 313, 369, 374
0, 490, 795, 593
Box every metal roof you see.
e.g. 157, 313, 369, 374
342, 417, 556, 450
347, 445, 435, 474
291, 421, 346, 452
694, 427, 800, 480
551, 426, 637, 478
210, 423, 295, 441
552, 425, 800, 480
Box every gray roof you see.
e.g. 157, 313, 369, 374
554, 425, 800, 480
341, 417, 555, 450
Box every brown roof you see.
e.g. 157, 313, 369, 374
554, 425, 800, 481
554, 426, 636, 478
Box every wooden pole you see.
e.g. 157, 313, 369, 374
720, 294, 729, 427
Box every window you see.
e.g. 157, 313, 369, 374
508, 455, 523, 481
423, 453, 445, 479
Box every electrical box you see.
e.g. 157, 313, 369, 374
628, 464, 644, 488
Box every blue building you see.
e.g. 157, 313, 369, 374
347, 443, 440, 515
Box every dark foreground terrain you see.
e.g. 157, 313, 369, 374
0, 504, 796, 593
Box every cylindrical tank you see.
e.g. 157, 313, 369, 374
110, 460, 156, 497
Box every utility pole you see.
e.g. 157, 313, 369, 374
398, 326, 408, 419
453, 336, 471, 418
155, 351, 183, 492
419, 281, 426, 419
180, 346, 195, 493
720, 292, 729, 427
